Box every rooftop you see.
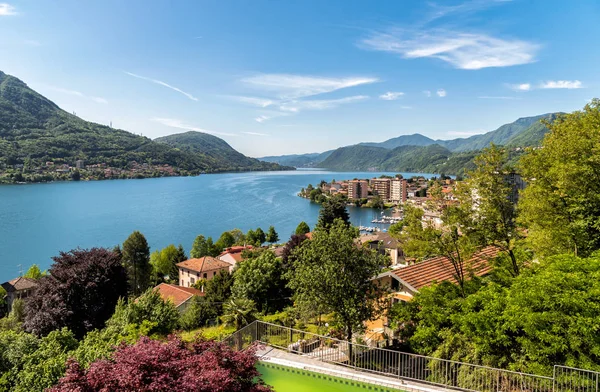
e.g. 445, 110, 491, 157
176, 256, 231, 273
1, 276, 39, 293
389, 246, 499, 291
154, 283, 203, 307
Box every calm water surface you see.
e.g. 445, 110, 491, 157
0, 170, 435, 282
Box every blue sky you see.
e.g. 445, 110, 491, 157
1, 0, 598, 156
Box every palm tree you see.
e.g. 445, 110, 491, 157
221, 297, 257, 330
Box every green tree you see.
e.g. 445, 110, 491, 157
246, 228, 266, 246
316, 195, 350, 230
295, 221, 310, 236
221, 298, 257, 330
190, 235, 210, 258
179, 296, 218, 330
519, 100, 600, 257
205, 270, 234, 314
24, 265, 44, 279
214, 231, 236, 252
231, 251, 289, 313
458, 145, 521, 275
229, 228, 246, 245
122, 231, 151, 296
287, 220, 387, 361
265, 226, 279, 244
172, 245, 187, 282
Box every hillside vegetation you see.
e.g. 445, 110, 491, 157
0, 71, 290, 181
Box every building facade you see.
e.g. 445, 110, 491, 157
176, 257, 231, 288
370, 178, 391, 201
348, 180, 369, 200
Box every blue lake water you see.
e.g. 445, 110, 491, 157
0, 169, 436, 282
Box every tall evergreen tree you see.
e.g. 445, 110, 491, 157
122, 231, 151, 296
295, 221, 310, 235
265, 226, 279, 244
316, 195, 350, 230
190, 235, 209, 258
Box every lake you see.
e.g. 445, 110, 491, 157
0, 169, 436, 282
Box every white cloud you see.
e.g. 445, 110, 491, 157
508, 83, 531, 91
125, 72, 198, 101
379, 91, 404, 100
255, 115, 271, 123
359, 29, 538, 70
278, 95, 369, 112
423, 90, 432, 97
437, 89, 447, 97
242, 131, 269, 136
48, 86, 108, 104
0, 3, 16, 16
232, 96, 275, 107
540, 80, 583, 89
151, 118, 235, 136
424, 0, 513, 24
478, 96, 522, 100
241, 73, 378, 99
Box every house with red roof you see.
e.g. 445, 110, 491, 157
153, 283, 203, 313
1, 276, 39, 313
217, 245, 253, 267
176, 256, 232, 288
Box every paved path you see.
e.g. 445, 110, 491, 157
255, 346, 450, 392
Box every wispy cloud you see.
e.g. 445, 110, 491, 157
48, 86, 108, 104
424, 0, 513, 24
379, 91, 404, 100
242, 131, 269, 136
0, 3, 16, 16
508, 83, 531, 91
478, 96, 522, 100
437, 89, 447, 97
125, 72, 198, 101
255, 115, 271, 123
540, 80, 583, 89
241, 73, 378, 99
151, 118, 235, 136
278, 95, 369, 112
359, 28, 538, 70
231, 96, 275, 108
423, 90, 432, 97
24, 40, 41, 46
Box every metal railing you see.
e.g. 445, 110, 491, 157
554, 366, 600, 392
223, 321, 565, 392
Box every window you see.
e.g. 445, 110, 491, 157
190, 277, 195, 285
181, 280, 183, 286
213, 271, 216, 276
203, 273, 207, 279
391, 278, 400, 291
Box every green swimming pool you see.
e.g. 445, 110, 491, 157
256, 362, 403, 392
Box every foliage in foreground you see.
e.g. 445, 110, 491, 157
51, 336, 272, 392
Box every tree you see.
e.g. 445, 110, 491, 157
108, 289, 180, 336
265, 226, 279, 244
150, 244, 185, 285
221, 298, 257, 330
246, 228, 266, 246
173, 245, 187, 282
122, 231, 151, 296
230, 228, 246, 245
519, 101, 600, 257
280, 234, 308, 269
180, 296, 218, 330
190, 234, 210, 258
232, 251, 289, 313
316, 195, 350, 230
295, 221, 310, 236
23, 248, 128, 339
205, 270, 234, 314
287, 220, 387, 361
24, 264, 44, 279
214, 231, 236, 253
457, 145, 521, 275
255, 228, 266, 245
51, 336, 272, 392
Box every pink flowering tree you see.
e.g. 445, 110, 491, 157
51, 336, 272, 392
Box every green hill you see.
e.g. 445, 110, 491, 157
0, 70, 290, 181
154, 131, 289, 171
359, 133, 436, 149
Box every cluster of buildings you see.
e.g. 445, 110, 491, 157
319, 176, 449, 205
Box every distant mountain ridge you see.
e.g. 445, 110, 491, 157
259, 113, 559, 173
0, 70, 290, 176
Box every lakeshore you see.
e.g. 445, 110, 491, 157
0, 169, 437, 282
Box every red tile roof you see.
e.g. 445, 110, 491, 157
218, 245, 253, 262
154, 283, 203, 308
1, 277, 38, 293
176, 257, 231, 273
391, 246, 499, 290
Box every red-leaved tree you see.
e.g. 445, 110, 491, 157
50, 336, 272, 392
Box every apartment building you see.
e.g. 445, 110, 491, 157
348, 180, 369, 200
370, 178, 391, 201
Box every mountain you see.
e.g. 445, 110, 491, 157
0, 70, 290, 177
359, 133, 436, 149
258, 150, 334, 167
262, 113, 557, 170
154, 131, 287, 171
